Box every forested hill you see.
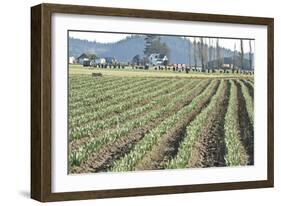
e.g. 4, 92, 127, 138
69, 35, 247, 64
69, 35, 145, 62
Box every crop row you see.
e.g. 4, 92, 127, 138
70, 75, 125, 91
69, 80, 211, 166
70, 80, 210, 172
70, 76, 150, 101
69, 77, 255, 172
239, 80, 254, 126
69, 78, 169, 117
69, 78, 150, 108
70, 78, 145, 104
109, 80, 218, 172
165, 80, 225, 169
70, 79, 204, 148
69, 79, 197, 140
69, 79, 183, 127
224, 80, 248, 166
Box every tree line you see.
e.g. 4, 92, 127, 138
141, 35, 254, 72
190, 37, 253, 73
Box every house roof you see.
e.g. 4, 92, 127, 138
77, 53, 89, 59
77, 53, 97, 59
158, 54, 166, 59
149, 53, 168, 60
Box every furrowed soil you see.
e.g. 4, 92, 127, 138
236, 81, 254, 165
187, 80, 230, 168
71, 80, 211, 173
69, 80, 186, 152
68, 73, 255, 174
134, 82, 220, 170
242, 79, 254, 100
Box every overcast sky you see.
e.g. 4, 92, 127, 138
69, 31, 130, 44
69, 31, 253, 52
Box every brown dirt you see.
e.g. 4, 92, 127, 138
70, 80, 211, 174
71, 121, 156, 173
187, 80, 230, 168
236, 81, 254, 165
69, 103, 157, 153
134, 81, 220, 170
69, 81, 188, 151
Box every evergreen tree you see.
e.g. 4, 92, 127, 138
144, 35, 158, 56
143, 35, 170, 57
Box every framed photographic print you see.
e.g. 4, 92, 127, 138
31, 3, 274, 202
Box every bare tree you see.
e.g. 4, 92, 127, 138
232, 42, 237, 73
199, 38, 203, 70
221, 44, 225, 73
188, 37, 192, 69
203, 39, 209, 72
193, 37, 197, 70
249, 40, 253, 70
198, 37, 205, 71
212, 38, 216, 72
208, 38, 213, 72
240, 39, 244, 72
216, 38, 221, 70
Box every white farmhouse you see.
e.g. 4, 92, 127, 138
148, 53, 168, 66
77, 53, 90, 64
77, 53, 99, 65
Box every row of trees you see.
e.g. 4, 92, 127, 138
189, 37, 253, 72
133, 34, 253, 72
